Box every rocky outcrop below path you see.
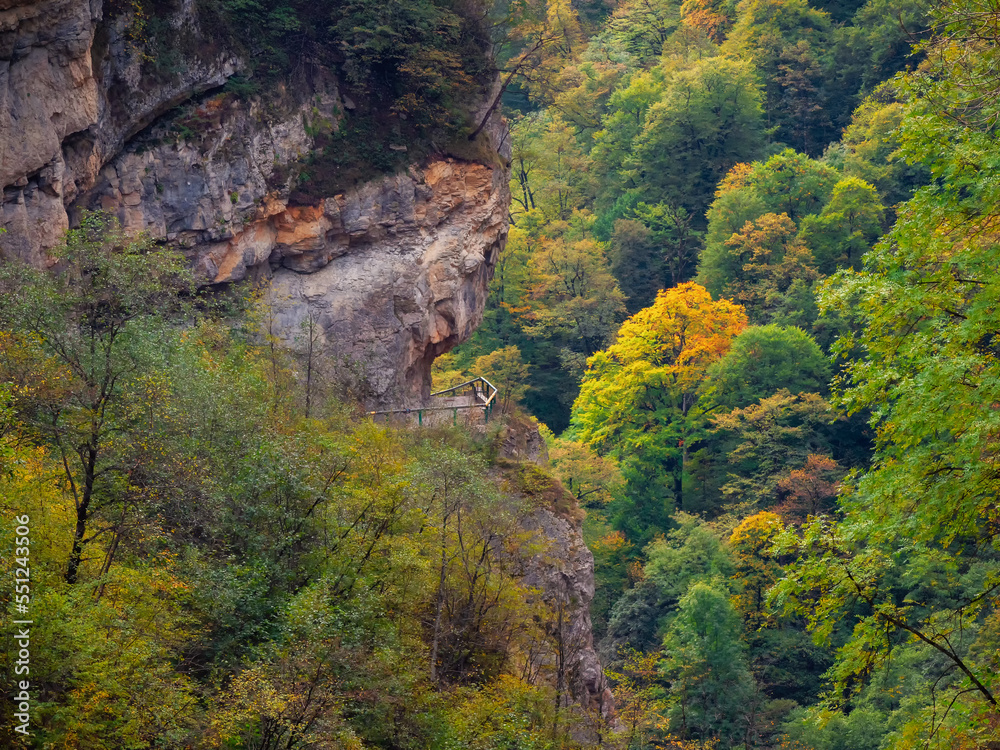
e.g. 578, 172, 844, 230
523, 502, 617, 730
498, 419, 617, 731
0, 0, 509, 404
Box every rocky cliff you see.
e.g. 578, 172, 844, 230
523, 500, 617, 729
265, 158, 507, 401
0, 0, 238, 263
0, 0, 509, 403
497, 420, 617, 729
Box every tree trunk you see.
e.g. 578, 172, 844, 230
468, 37, 550, 142
65, 444, 97, 584
430, 534, 448, 684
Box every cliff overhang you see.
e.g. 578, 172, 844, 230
0, 0, 509, 404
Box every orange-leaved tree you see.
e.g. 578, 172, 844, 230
571, 282, 747, 452
569, 283, 746, 527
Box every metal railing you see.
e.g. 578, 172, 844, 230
369, 376, 498, 426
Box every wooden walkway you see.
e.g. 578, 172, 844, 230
369, 377, 498, 426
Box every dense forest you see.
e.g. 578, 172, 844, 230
2, 0, 1000, 747
441, 0, 1000, 743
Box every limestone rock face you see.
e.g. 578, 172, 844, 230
0, 0, 101, 263
74, 74, 344, 265
267, 159, 509, 402
0, 0, 235, 264
522, 503, 617, 728
498, 426, 616, 729
76, 88, 507, 402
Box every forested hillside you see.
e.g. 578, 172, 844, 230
439, 0, 1000, 744
0, 215, 616, 747
2, 0, 1000, 746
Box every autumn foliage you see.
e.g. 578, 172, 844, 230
572, 282, 747, 453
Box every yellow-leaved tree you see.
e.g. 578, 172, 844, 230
569, 282, 746, 534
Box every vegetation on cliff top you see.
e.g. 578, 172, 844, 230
130, 0, 503, 197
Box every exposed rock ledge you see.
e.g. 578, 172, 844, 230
524, 504, 617, 729
0, 0, 237, 265
498, 419, 617, 731
264, 159, 508, 402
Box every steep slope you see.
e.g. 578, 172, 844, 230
0, 0, 613, 728
499, 420, 617, 726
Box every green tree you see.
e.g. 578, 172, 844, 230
776, 40, 832, 153
632, 201, 701, 290
699, 150, 838, 300
571, 283, 746, 532
608, 219, 663, 314
713, 389, 840, 513
661, 581, 756, 745
409, 444, 539, 687
0, 212, 192, 584
824, 98, 927, 212
722, 0, 833, 150
628, 56, 766, 222
607, 202, 700, 314
713, 212, 820, 324
747, 149, 840, 223
771, 7, 1000, 734
604, 0, 682, 63
551, 55, 630, 138
699, 167, 768, 297
798, 176, 885, 273
509, 114, 547, 219
702, 323, 830, 411
591, 68, 666, 199
526, 233, 627, 356
832, 0, 932, 104
474, 345, 530, 415
534, 115, 595, 220
602, 514, 733, 660
324, 0, 487, 129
